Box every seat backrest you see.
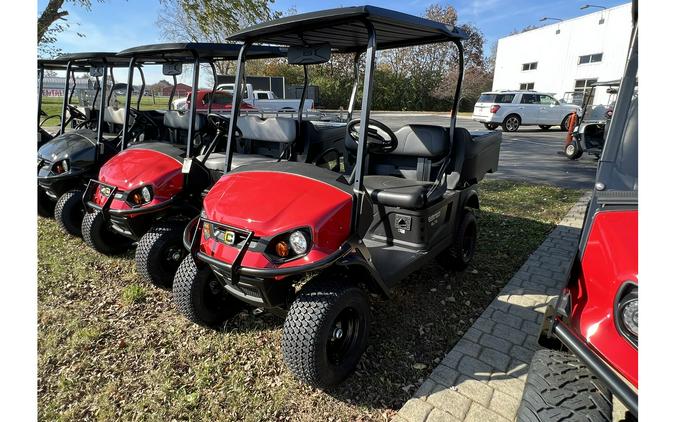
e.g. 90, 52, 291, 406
163, 110, 206, 131
237, 116, 296, 144
369, 124, 449, 181
104, 106, 128, 125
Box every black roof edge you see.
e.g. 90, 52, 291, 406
116, 42, 286, 61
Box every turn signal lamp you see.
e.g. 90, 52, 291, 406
275, 241, 290, 258
489, 105, 501, 114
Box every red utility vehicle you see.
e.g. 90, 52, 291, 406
518, 4, 638, 420
174, 6, 501, 389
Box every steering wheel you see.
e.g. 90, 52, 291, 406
346, 118, 398, 154
129, 108, 160, 129
66, 104, 88, 122
207, 114, 242, 137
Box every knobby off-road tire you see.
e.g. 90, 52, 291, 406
282, 279, 370, 389
38, 188, 55, 218
81, 210, 132, 255
437, 209, 477, 271
172, 255, 244, 329
135, 221, 186, 288
55, 190, 84, 237
517, 349, 612, 422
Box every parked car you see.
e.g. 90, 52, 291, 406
472, 90, 580, 132
517, 3, 638, 420
217, 82, 314, 112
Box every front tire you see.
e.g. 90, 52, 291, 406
54, 190, 84, 237
564, 142, 582, 160
502, 114, 521, 132
483, 123, 499, 130
517, 349, 612, 422
282, 278, 370, 389
135, 222, 186, 288
172, 255, 244, 329
81, 210, 132, 255
38, 188, 55, 218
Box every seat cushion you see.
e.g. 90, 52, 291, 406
364, 175, 442, 209
163, 110, 206, 131
199, 152, 276, 171
238, 116, 296, 143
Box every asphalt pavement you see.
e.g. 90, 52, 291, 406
371, 112, 598, 190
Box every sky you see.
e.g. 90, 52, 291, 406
39, 0, 629, 84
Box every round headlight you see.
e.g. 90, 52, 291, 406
141, 186, 152, 203
289, 231, 308, 255
621, 299, 638, 337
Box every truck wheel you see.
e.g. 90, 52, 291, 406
282, 278, 370, 389
172, 255, 244, 329
38, 188, 55, 218
135, 222, 186, 289
502, 114, 521, 132
538, 125, 551, 130
561, 114, 574, 131
54, 190, 84, 237
565, 142, 583, 160
484, 123, 499, 130
82, 211, 132, 255
517, 349, 612, 422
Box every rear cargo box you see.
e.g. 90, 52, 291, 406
460, 131, 501, 184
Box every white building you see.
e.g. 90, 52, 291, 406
492, 2, 632, 106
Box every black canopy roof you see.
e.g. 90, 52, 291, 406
55, 52, 130, 66
228, 5, 467, 52
116, 42, 286, 62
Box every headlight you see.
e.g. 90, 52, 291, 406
99, 185, 113, 197
620, 297, 638, 337
52, 159, 70, 174
289, 231, 308, 254
127, 186, 153, 206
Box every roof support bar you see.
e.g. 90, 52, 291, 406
224, 42, 251, 173
168, 74, 177, 111
37, 66, 44, 128
59, 61, 73, 134
121, 56, 136, 150
208, 61, 218, 115
94, 59, 109, 163
136, 65, 146, 111
186, 52, 200, 158
106, 66, 116, 106
297, 65, 308, 124
347, 53, 361, 121
352, 21, 376, 197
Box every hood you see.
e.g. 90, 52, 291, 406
98, 148, 183, 198
37, 129, 97, 165
203, 170, 353, 239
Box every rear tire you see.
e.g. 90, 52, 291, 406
484, 123, 499, 130
172, 255, 244, 329
538, 125, 551, 130
437, 209, 477, 271
135, 222, 186, 288
282, 278, 370, 389
502, 114, 521, 132
517, 349, 612, 422
38, 188, 55, 218
54, 190, 84, 237
82, 210, 132, 255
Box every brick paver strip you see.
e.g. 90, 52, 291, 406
395, 192, 591, 422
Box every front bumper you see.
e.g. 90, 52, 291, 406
184, 217, 351, 309
37, 168, 89, 198
542, 300, 638, 417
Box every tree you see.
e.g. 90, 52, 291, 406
38, 0, 104, 57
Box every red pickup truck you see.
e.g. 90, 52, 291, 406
175, 90, 256, 112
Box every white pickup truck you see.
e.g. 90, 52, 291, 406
217, 83, 314, 112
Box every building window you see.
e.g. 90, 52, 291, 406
575, 78, 598, 104
522, 62, 538, 71
578, 53, 603, 65
519, 82, 535, 90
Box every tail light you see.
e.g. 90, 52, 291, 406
489, 105, 500, 114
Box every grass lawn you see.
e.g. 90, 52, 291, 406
40, 96, 171, 125
38, 179, 582, 421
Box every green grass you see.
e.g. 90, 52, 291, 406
38, 179, 582, 420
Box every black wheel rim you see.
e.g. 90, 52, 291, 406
203, 278, 226, 314
462, 223, 477, 261
161, 244, 185, 274
326, 307, 361, 366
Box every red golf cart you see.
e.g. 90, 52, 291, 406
518, 4, 638, 420
174, 6, 502, 389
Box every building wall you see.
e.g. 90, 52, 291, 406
492, 3, 632, 105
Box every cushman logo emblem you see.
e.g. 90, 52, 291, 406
224, 231, 236, 245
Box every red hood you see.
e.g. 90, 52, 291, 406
98, 148, 183, 199
203, 171, 352, 242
